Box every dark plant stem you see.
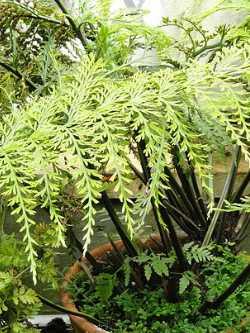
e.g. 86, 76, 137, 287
199, 264, 250, 314
166, 188, 189, 216
186, 153, 207, 218
54, 0, 87, 47
173, 152, 207, 228
165, 190, 197, 238
136, 140, 190, 266
127, 159, 146, 184
164, 166, 200, 223
151, 199, 172, 251
66, 226, 103, 270
164, 200, 201, 239
163, 262, 182, 303
159, 203, 189, 271
101, 193, 145, 289
0, 61, 37, 91
137, 140, 171, 251
107, 233, 124, 264
85, 251, 104, 271
101, 191, 138, 258
66, 225, 83, 259
203, 146, 241, 246
137, 140, 150, 180
37, 294, 101, 325
216, 147, 241, 242
193, 41, 225, 57
224, 147, 241, 200
232, 171, 250, 203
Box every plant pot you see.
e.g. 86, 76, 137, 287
60, 234, 167, 333
60, 235, 249, 333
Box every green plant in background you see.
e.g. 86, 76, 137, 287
0, 234, 41, 333
0, 0, 250, 331
0, 228, 60, 333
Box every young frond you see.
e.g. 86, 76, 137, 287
184, 242, 214, 264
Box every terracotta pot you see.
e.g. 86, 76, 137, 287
61, 234, 249, 333
60, 235, 166, 333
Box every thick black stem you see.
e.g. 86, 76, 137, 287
165, 190, 195, 237
151, 200, 171, 252
232, 171, 250, 203
127, 159, 146, 184
216, 147, 241, 242
85, 251, 103, 270
199, 264, 250, 314
186, 153, 207, 218
66, 225, 83, 259
37, 294, 101, 325
101, 191, 138, 258
159, 203, 189, 271
137, 140, 171, 251
164, 200, 202, 239
0, 61, 37, 91
54, 0, 87, 47
166, 188, 187, 215
101, 193, 145, 289
224, 147, 241, 200
173, 152, 207, 228
107, 233, 124, 264
137, 140, 151, 181
164, 166, 200, 223
66, 226, 103, 270
203, 146, 241, 246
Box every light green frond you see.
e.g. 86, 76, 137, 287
96, 0, 112, 19
35, 171, 66, 248
0, 152, 37, 283
225, 196, 250, 212
155, 69, 210, 188
190, 46, 250, 164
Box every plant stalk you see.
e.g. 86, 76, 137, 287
159, 203, 189, 271
186, 153, 207, 218
37, 294, 101, 325
199, 263, 250, 314
137, 140, 171, 251
101, 191, 138, 258
0, 61, 37, 90
163, 200, 201, 239
203, 146, 241, 246
232, 171, 250, 203
164, 166, 201, 224
173, 151, 207, 228
54, 0, 87, 47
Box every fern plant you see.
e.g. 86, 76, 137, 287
0, 0, 250, 330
